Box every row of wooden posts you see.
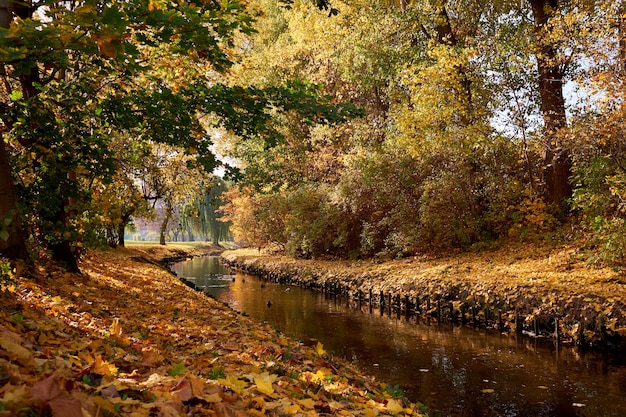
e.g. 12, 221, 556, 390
247, 271, 575, 346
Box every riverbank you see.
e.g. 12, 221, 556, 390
221, 241, 626, 350
0, 244, 427, 416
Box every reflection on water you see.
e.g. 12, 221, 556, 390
172, 257, 626, 417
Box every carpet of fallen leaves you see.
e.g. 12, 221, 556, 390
0, 246, 426, 417
222, 240, 626, 348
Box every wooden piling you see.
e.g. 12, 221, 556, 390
515, 309, 522, 334
437, 300, 442, 323
472, 305, 477, 326
554, 316, 560, 344
484, 304, 490, 326
449, 301, 455, 323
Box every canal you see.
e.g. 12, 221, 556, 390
171, 256, 626, 417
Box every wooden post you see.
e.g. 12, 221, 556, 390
578, 318, 585, 346
449, 301, 454, 323
515, 309, 523, 334
472, 304, 477, 326
484, 304, 490, 326
554, 316, 560, 344
437, 300, 442, 324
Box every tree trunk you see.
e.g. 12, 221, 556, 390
529, 0, 572, 206
159, 202, 172, 245
0, 137, 28, 260
0, 1, 28, 262
117, 222, 126, 247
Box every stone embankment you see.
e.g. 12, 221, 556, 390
221, 246, 626, 350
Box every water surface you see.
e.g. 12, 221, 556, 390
172, 256, 626, 417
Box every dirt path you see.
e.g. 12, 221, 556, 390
0, 245, 425, 416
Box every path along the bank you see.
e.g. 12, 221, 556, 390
221, 242, 626, 350
0, 245, 426, 416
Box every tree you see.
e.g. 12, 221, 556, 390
528, 0, 572, 207
0, 2, 29, 262
0, 0, 357, 270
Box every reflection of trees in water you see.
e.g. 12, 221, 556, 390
172, 257, 626, 417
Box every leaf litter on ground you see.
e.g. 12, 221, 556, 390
0, 245, 425, 416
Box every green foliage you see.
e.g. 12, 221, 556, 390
208, 366, 226, 379
0, 0, 360, 267
0, 258, 13, 294
385, 384, 405, 399
572, 153, 626, 266
168, 362, 188, 377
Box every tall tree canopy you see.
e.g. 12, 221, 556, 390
219, 0, 626, 263
0, 0, 359, 270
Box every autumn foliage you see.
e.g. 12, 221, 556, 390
0, 246, 426, 416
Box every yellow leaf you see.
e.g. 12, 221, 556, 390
0, 338, 33, 365
386, 399, 404, 414
0, 384, 30, 404
282, 403, 301, 414
309, 368, 332, 383
148, 0, 162, 11
253, 372, 277, 396
93, 354, 118, 377
314, 341, 326, 356
296, 398, 316, 409
481, 389, 495, 394
200, 392, 222, 403
329, 400, 345, 411
363, 408, 379, 417
218, 376, 247, 394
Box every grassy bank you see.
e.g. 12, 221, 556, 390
221, 241, 626, 349
0, 244, 427, 416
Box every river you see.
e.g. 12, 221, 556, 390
171, 256, 626, 417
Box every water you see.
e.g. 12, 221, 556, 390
171, 256, 626, 417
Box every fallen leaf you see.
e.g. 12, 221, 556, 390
218, 376, 247, 395
171, 378, 193, 401
0, 328, 33, 365
30, 374, 62, 402
282, 403, 301, 414
49, 394, 84, 417
315, 341, 326, 356
481, 389, 495, 394
363, 407, 380, 417
253, 372, 277, 396
386, 399, 404, 414
93, 355, 118, 377
0, 384, 30, 404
